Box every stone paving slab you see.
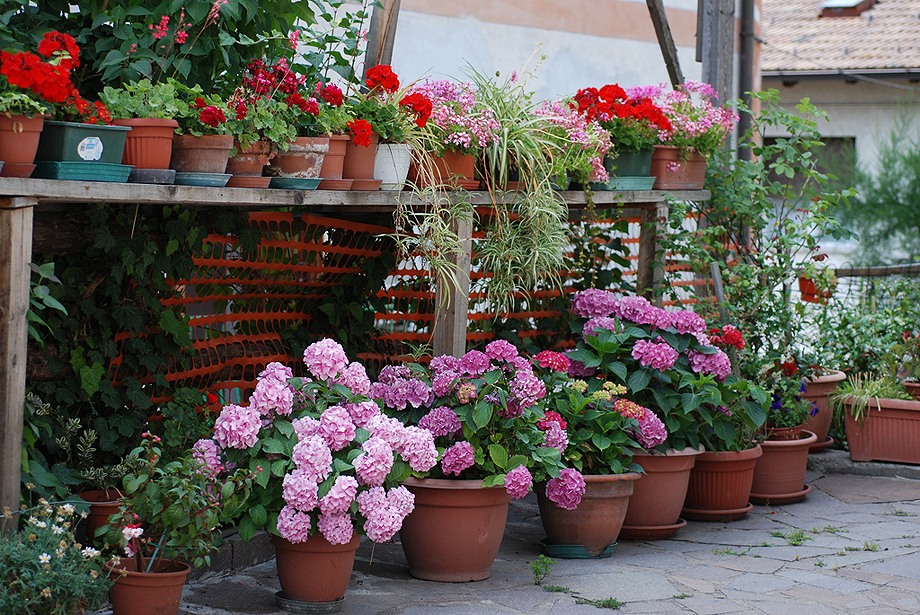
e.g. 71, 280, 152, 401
87, 461, 920, 615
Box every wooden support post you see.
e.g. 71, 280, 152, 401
698, 0, 735, 101
0, 197, 35, 531
646, 0, 685, 88
637, 199, 669, 305
363, 0, 402, 78
432, 217, 472, 358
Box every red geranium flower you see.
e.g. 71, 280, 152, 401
347, 118, 374, 147
199, 105, 226, 127
365, 64, 400, 94
319, 83, 344, 107
398, 92, 432, 127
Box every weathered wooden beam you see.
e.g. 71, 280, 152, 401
0, 197, 35, 531
363, 0, 402, 77
646, 0, 685, 88
432, 216, 471, 358
698, 0, 735, 101
637, 200, 670, 305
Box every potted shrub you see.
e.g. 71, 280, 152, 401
100, 79, 183, 178
884, 330, 920, 400
198, 339, 437, 609
0, 90, 46, 177
100, 434, 253, 615
532, 351, 668, 557
169, 83, 233, 181
313, 81, 355, 189
833, 373, 920, 464
375, 340, 585, 581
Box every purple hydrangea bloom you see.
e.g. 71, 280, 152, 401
504, 465, 533, 499
545, 468, 586, 510
460, 350, 491, 376
582, 316, 620, 337
631, 340, 679, 371
688, 349, 732, 381
418, 406, 462, 437
441, 441, 475, 476
670, 310, 707, 334
542, 422, 568, 452
429, 355, 462, 376
485, 340, 519, 362
635, 409, 668, 448
510, 371, 546, 411
572, 288, 618, 318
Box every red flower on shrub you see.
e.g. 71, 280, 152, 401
37, 31, 80, 69
347, 118, 374, 147
537, 410, 567, 431
319, 83, 344, 107
365, 64, 400, 94
199, 105, 226, 127
778, 358, 799, 377
398, 92, 432, 127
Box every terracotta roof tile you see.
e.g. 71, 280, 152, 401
761, 0, 920, 72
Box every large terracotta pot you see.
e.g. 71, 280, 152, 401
272, 533, 360, 609
170, 134, 233, 174
79, 489, 122, 545
802, 369, 846, 450
682, 445, 762, 521
843, 397, 920, 464
407, 150, 478, 190
0, 113, 44, 177
620, 447, 702, 540
537, 473, 640, 557
374, 142, 412, 190
399, 477, 511, 582
650, 145, 707, 190
113, 117, 178, 169
751, 430, 818, 505
268, 136, 329, 178
342, 133, 379, 180
105, 558, 191, 615
226, 139, 272, 176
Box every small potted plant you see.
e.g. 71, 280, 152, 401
314, 81, 355, 189
375, 340, 586, 581
884, 330, 920, 399
533, 97, 611, 188
100, 433, 253, 615
169, 83, 233, 180
0, 492, 112, 613
0, 90, 47, 177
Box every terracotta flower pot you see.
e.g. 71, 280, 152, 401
226, 140, 272, 176
79, 489, 122, 545
802, 369, 846, 450
170, 134, 234, 174
682, 445, 762, 521
272, 533, 360, 607
342, 133, 379, 180
620, 447, 702, 540
268, 136, 329, 178
407, 150, 478, 190
105, 558, 191, 615
399, 477, 511, 582
113, 117, 178, 169
650, 145, 707, 190
318, 134, 351, 189
0, 113, 44, 177
537, 473, 640, 557
843, 397, 920, 464
751, 430, 817, 505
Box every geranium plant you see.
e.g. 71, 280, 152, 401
99, 78, 185, 119
374, 340, 588, 510
533, 98, 611, 184
572, 83, 671, 154
197, 339, 439, 545
532, 350, 668, 474
566, 289, 768, 452
349, 64, 433, 144
224, 59, 299, 152
406, 78, 500, 156
171, 83, 231, 136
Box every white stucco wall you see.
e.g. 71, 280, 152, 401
761, 77, 920, 174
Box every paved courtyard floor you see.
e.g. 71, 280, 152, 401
94, 451, 920, 615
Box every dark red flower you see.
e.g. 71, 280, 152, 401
192, 96, 207, 109
365, 64, 400, 94
537, 410, 567, 431
199, 105, 226, 127
399, 92, 432, 127
779, 359, 799, 378
319, 83, 344, 107
347, 118, 374, 147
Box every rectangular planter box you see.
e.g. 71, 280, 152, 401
843, 397, 920, 464
35, 120, 130, 164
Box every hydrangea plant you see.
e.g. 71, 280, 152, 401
374, 340, 587, 510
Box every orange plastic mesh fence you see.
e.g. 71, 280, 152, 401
109, 212, 394, 403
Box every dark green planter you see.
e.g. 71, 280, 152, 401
35, 120, 131, 164
603, 148, 654, 178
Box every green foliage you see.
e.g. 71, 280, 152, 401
0, 497, 112, 614
531, 554, 556, 585
20, 393, 84, 502
0, 90, 47, 116
831, 373, 911, 422
839, 119, 920, 264
99, 78, 185, 119
27, 262, 67, 348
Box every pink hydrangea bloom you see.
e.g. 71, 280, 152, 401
613, 296, 670, 328
249, 376, 294, 416
688, 349, 732, 381
534, 350, 571, 373
542, 422, 568, 452
354, 436, 395, 486
356, 486, 414, 543
365, 414, 406, 450
431, 371, 459, 397
504, 464, 532, 499
582, 316, 621, 337
386, 485, 415, 517
213, 404, 261, 449
456, 382, 478, 404
545, 468, 586, 510
318, 405, 356, 451
376, 364, 411, 384
485, 340, 518, 362
370, 376, 432, 410
302, 338, 349, 381
291, 435, 333, 483
282, 469, 320, 511
317, 513, 354, 545
418, 406, 462, 437
510, 371, 546, 410
398, 426, 439, 472
631, 340, 679, 371
460, 350, 490, 376
430, 355, 462, 375
335, 361, 371, 396
276, 505, 312, 543
572, 288, 618, 318
441, 441, 475, 476
292, 416, 321, 440
670, 310, 707, 334
363, 507, 403, 543
636, 408, 668, 448
259, 362, 293, 382
319, 475, 358, 515
345, 400, 380, 427
355, 485, 385, 517
192, 438, 222, 475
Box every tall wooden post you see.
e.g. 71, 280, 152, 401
697, 0, 735, 101
0, 197, 34, 530
646, 0, 685, 88
432, 217, 472, 358
363, 0, 402, 78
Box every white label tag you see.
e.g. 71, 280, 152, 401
77, 136, 104, 161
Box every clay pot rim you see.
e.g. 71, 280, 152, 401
580, 472, 642, 484
404, 477, 506, 491
104, 558, 191, 577
761, 430, 818, 448
842, 397, 920, 412
631, 445, 705, 457
697, 444, 762, 461
78, 488, 123, 503
807, 369, 846, 385
112, 117, 179, 128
